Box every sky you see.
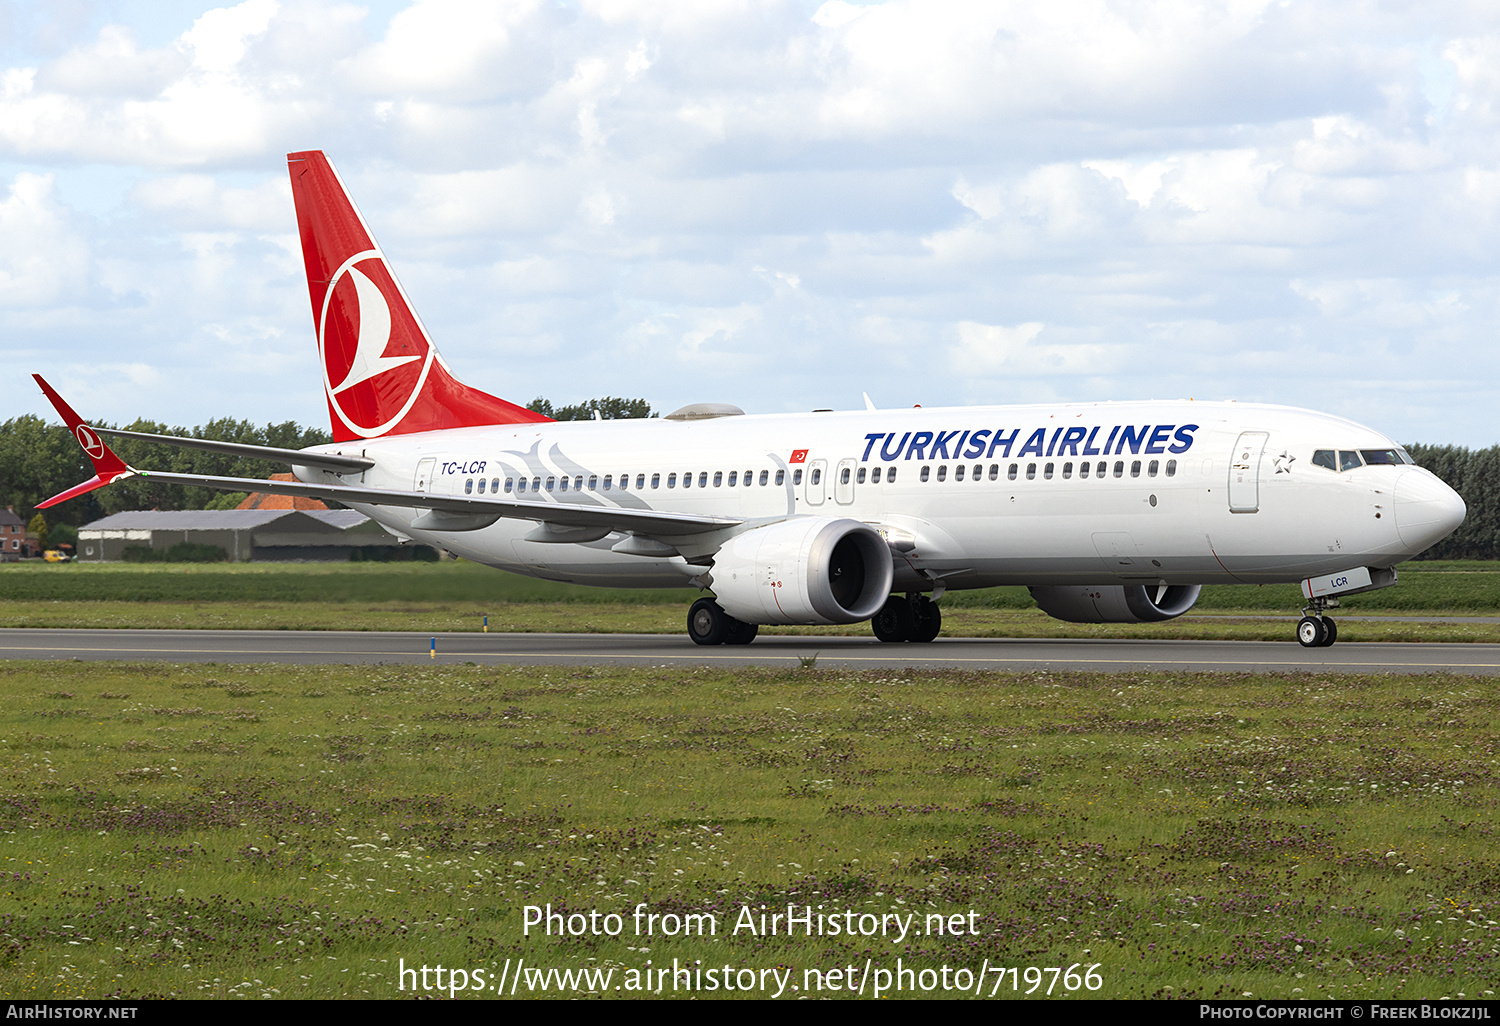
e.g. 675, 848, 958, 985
2, 0, 1499, 445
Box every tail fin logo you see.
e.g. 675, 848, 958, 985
319, 251, 434, 437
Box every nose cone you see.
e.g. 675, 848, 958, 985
1394, 469, 1466, 554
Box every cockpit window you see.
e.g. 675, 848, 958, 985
1361, 449, 1402, 466
1339, 450, 1363, 472
1312, 450, 1336, 471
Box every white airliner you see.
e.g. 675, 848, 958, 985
35, 151, 1467, 648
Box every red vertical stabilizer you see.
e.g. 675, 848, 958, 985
286, 150, 550, 442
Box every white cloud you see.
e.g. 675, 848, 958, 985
0, 173, 89, 308
3, 1, 1500, 444
951, 321, 1119, 377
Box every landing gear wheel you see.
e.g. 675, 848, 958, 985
910, 595, 942, 643
872, 595, 914, 642
1296, 615, 1327, 648
724, 618, 759, 645
1318, 617, 1337, 647
688, 598, 730, 646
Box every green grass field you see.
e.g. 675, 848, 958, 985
2, 661, 1496, 1000
1, 560, 1498, 640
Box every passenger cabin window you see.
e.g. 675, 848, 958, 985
793, 469, 802, 485
1008, 463, 1018, 481
636, 474, 645, 489
887, 468, 897, 483
920, 466, 930, 482
809, 469, 820, 486
1025, 463, 1036, 480
714, 471, 724, 487
668, 473, 678, 488
936, 465, 947, 482
1147, 460, 1158, 477
776, 470, 785, 485
1113, 461, 1124, 478
871, 467, 881, 483
728, 471, 737, 486
973, 464, 982, 480
953, 465, 964, 481
651, 473, 661, 489
1130, 460, 1141, 478
842, 467, 852, 484
1062, 462, 1073, 479
505, 478, 514, 492
989, 464, 999, 480
601, 476, 611, 490
1044, 462, 1054, 480
1165, 460, 1177, 477
1080, 462, 1090, 479
857, 467, 866, 483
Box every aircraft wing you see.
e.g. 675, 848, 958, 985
133, 469, 742, 536
92, 428, 373, 472
33, 375, 740, 538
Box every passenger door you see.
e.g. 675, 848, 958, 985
1228, 432, 1267, 513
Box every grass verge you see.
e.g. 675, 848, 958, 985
1, 661, 1496, 1000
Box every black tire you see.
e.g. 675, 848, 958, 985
1296, 615, 1326, 648
871, 595, 913, 642
1318, 617, 1337, 647
910, 595, 942, 643
688, 598, 730, 645
724, 618, 759, 645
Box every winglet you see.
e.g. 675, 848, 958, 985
32, 374, 134, 508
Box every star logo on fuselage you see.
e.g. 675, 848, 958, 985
1272, 451, 1296, 474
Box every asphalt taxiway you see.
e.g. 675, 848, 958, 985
3, 628, 1499, 674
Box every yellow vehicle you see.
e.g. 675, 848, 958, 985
42, 550, 70, 563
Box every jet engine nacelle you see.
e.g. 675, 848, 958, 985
1029, 584, 1202, 623
711, 517, 894, 625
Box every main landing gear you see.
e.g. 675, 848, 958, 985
1296, 597, 1338, 648
871, 593, 942, 643
687, 598, 758, 646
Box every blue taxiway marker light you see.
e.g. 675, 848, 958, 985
430, 637, 436, 660
483, 615, 488, 633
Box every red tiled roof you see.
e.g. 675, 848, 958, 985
236, 474, 328, 511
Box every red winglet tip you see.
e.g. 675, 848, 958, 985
33, 373, 132, 488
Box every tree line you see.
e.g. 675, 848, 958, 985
0, 412, 1493, 561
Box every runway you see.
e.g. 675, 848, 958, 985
3, 628, 1500, 673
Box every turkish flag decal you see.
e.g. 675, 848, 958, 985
789, 450, 808, 463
